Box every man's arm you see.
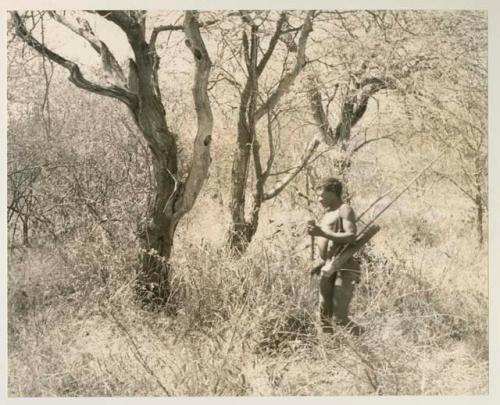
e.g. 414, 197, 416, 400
317, 237, 329, 260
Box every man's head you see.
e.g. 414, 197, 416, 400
316, 177, 343, 208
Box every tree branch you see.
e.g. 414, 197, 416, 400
255, 10, 314, 121
242, 30, 251, 72
337, 79, 388, 141
94, 10, 146, 54
173, 11, 214, 219
48, 11, 127, 86
263, 138, 320, 200
309, 75, 389, 147
351, 135, 395, 155
150, 18, 219, 50
94, 10, 138, 30
248, 27, 265, 205
10, 12, 137, 108
308, 76, 335, 145
432, 171, 476, 203
256, 12, 287, 77
262, 110, 277, 180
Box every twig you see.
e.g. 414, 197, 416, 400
106, 310, 172, 396
356, 151, 445, 234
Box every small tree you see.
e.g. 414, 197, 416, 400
203, 11, 315, 253
405, 11, 488, 244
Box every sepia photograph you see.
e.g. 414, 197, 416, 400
3, 0, 497, 400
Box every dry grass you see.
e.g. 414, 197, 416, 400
7, 207, 488, 396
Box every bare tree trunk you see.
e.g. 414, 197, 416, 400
475, 185, 484, 246
228, 23, 258, 254
22, 217, 29, 247
228, 124, 253, 253
132, 104, 181, 304
138, 207, 178, 304
473, 156, 486, 246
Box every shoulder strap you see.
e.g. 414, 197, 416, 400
334, 205, 345, 233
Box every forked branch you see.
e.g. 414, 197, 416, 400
255, 10, 314, 120
47, 11, 126, 86
263, 137, 320, 200
10, 11, 136, 108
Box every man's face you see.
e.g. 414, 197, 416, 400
316, 187, 339, 208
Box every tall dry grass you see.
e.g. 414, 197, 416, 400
8, 200, 488, 396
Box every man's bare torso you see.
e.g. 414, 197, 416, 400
318, 203, 360, 270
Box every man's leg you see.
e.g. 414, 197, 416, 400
332, 271, 356, 327
319, 274, 335, 333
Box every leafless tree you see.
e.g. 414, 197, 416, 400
207, 11, 315, 254
10, 10, 214, 303
406, 11, 487, 244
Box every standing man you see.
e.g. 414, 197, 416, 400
307, 177, 362, 335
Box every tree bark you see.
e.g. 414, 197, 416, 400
132, 101, 180, 304
475, 183, 484, 246
228, 27, 258, 254
22, 217, 29, 247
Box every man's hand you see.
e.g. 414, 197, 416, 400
310, 260, 325, 276
307, 223, 324, 237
